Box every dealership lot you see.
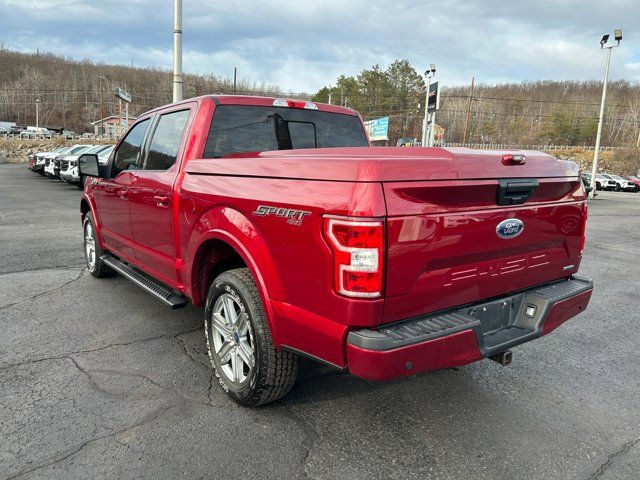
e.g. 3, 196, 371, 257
1, 163, 639, 480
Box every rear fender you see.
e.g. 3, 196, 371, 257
187, 206, 284, 346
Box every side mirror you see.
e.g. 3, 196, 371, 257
584, 185, 593, 194
78, 154, 100, 178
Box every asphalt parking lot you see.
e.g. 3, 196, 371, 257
1, 162, 639, 480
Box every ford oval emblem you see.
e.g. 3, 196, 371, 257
496, 218, 524, 239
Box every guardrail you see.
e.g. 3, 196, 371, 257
441, 143, 617, 151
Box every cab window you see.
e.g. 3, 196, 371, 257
112, 119, 150, 176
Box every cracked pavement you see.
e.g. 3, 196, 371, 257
1, 163, 639, 479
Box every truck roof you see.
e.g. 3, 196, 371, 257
142, 94, 358, 118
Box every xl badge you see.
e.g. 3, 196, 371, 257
496, 218, 524, 239
252, 205, 311, 226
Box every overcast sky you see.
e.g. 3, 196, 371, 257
0, 0, 638, 92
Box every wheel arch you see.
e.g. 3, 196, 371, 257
80, 197, 91, 222
187, 214, 285, 347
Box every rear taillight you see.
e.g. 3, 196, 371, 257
580, 203, 588, 255
323, 217, 384, 298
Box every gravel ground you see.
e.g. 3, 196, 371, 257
1, 163, 639, 480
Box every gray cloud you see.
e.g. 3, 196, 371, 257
0, 0, 638, 92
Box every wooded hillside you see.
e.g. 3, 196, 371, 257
312, 62, 640, 148
0, 48, 292, 132
2, 47, 639, 149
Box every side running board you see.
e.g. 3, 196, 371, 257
101, 255, 188, 309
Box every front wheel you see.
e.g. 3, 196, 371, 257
205, 268, 298, 406
83, 212, 114, 278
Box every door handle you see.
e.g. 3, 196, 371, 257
117, 189, 128, 200
153, 193, 170, 207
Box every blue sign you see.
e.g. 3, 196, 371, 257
364, 116, 389, 142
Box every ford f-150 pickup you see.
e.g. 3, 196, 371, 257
78, 95, 593, 406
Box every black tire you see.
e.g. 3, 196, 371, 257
82, 212, 114, 278
205, 268, 298, 406
38, 170, 45, 176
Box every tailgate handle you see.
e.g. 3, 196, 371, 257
496, 178, 539, 206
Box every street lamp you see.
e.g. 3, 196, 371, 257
421, 64, 436, 147
589, 29, 622, 198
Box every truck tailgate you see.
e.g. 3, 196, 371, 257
382, 153, 586, 324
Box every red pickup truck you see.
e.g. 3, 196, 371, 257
78, 95, 593, 406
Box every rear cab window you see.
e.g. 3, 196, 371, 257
204, 105, 368, 158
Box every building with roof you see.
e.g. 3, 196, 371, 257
91, 115, 137, 135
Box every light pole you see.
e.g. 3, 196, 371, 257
35, 97, 40, 128
421, 64, 436, 146
172, 0, 183, 102
589, 29, 622, 198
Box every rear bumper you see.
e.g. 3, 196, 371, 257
347, 276, 593, 381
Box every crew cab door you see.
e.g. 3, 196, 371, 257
127, 108, 191, 287
94, 119, 150, 262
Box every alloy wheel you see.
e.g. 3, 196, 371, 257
210, 293, 256, 385
84, 222, 96, 270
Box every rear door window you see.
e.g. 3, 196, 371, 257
144, 110, 190, 170
204, 105, 367, 158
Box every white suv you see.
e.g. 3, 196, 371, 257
60, 145, 115, 186
608, 174, 636, 192
44, 144, 92, 178
33, 146, 72, 175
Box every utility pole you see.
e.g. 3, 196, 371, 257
463, 76, 475, 145
328, 91, 332, 105
35, 97, 40, 128
589, 29, 622, 199
233, 67, 237, 95
172, 0, 183, 102
99, 76, 105, 135
118, 99, 122, 136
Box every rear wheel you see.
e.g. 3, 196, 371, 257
205, 268, 298, 406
